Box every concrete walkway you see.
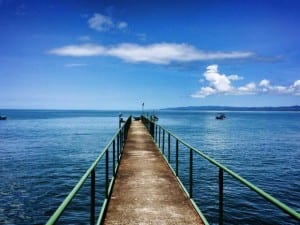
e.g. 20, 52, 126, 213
103, 121, 203, 225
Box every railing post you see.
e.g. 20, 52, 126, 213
113, 140, 116, 176
219, 168, 224, 225
176, 139, 179, 176
117, 133, 120, 160
90, 169, 95, 225
154, 124, 157, 143
168, 133, 170, 162
120, 130, 123, 153
162, 130, 165, 154
105, 150, 109, 198
150, 121, 154, 137
158, 127, 161, 148
189, 148, 193, 198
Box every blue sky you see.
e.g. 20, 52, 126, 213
0, 0, 300, 110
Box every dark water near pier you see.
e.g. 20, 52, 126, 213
0, 110, 299, 224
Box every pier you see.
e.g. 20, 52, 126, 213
103, 121, 203, 224
47, 115, 300, 225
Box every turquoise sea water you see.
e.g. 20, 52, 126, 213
0, 110, 299, 224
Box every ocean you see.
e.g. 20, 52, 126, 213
0, 110, 299, 224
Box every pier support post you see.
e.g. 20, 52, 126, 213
105, 150, 109, 198
90, 169, 95, 225
176, 139, 179, 176
168, 133, 170, 162
113, 140, 116, 176
219, 168, 224, 225
189, 148, 193, 198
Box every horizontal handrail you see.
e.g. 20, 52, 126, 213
141, 116, 300, 223
46, 116, 132, 225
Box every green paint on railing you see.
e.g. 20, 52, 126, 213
141, 116, 300, 224
46, 116, 132, 225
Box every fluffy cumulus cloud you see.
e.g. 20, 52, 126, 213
88, 13, 127, 31
258, 79, 300, 95
48, 43, 254, 64
191, 65, 300, 98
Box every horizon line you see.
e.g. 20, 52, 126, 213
1, 105, 300, 111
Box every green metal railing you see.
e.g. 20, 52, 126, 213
142, 116, 300, 225
46, 116, 131, 225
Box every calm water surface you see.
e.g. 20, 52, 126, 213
0, 110, 299, 224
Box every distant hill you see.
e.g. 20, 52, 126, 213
162, 105, 300, 111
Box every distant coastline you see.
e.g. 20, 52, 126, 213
161, 105, 300, 111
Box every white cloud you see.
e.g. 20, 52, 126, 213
203, 64, 232, 92
294, 80, 300, 87
237, 82, 256, 94
88, 13, 127, 32
191, 86, 216, 98
293, 80, 300, 95
228, 74, 243, 80
48, 44, 105, 56
191, 65, 300, 98
257, 79, 300, 95
117, 22, 127, 29
48, 43, 254, 64
88, 13, 113, 31
259, 79, 270, 87
259, 79, 271, 92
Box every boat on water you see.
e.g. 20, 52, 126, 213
216, 113, 226, 120
0, 115, 7, 120
150, 115, 158, 122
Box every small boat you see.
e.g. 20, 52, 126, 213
0, 115, 7, 120
216, 113, 226, 120
150, 115, 159, 122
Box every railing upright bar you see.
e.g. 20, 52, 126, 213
158, 127, 161, 148
176, 139, 179, 176
90, 169, 95, 225
121, 125, 124, 147
113, 140, 116, 176
162, 130, 165, 154
120, 130, 123, 153
117, 133, 120, 160
168, 133, 170, 162
105, 150, 109, 198
219, 168, 224, 225
121, 128, 124, 150
189, 148, 193, 198
155, 125, 157, 142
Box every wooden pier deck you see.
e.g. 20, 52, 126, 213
104, 121, 203, 225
